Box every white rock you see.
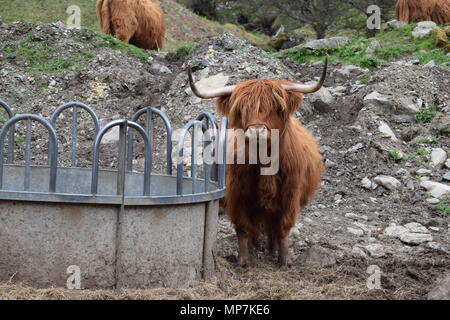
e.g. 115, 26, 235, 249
431, 149, 447, 167
412, 21, 438, 39
348, 143, 364, 153
303, 37, 350, 50
384, 224, 408, 238
101, 125, 120, 144
420, 181, 450, 198
352, 246, 367, 258
416, 169, 432, 176
361, 177, 372, 189
427, 198, 441, 204
363, 91, 392, 108
446, 159, 450, 169
309, 87, 335, 113
374, 175, 402, 190
347, 227, 364, 236
386, 20, 407, 29
443, 172, 450, 182
400, 232, 433, 245
346, 213, 369, 221
417, 21, 438, 29
365, 244, 386, 258
378, 121, 398, 141
325, 159, 336, 168
404, 222, 430, 234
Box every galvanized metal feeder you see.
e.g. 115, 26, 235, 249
0, 100, 227, 289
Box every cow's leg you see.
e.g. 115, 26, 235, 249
236, 229, 250, 267
112, 18, 137, 44
277, 230, 292, 267
265, 230, 278, 260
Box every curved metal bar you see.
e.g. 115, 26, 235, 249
91, 120, 151, 196
197, 112, 219, 182
0, 114, 58, 192
176, 120, 208, 195
218, 117, 228, 189
0, 100, 16, 164
127, 107, 173, 175
50, 102, 100, 167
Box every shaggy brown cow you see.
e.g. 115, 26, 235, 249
188, 61, 327, 266
396, 0, 450, 25
96, 0, 165, 50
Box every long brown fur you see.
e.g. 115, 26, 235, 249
96, 0, 165, 50
217, 79, 323, 266
396, 0, 450, 25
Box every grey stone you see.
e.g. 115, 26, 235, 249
374, 175, 402, 190
302, 37, 349, 50
412, 21, 438, 39
352, 246, 367, 258
297, 245, 337, 267
378, 121, 398, 141
361, 177, 373, 189
150, 63, 172, 74
400, 232, 433, 245
417, 169, 432, 176
364, 91, 393, 110
404, 222, 430, 234
421, 181, 450, 198
366, 40, 380, 57
345, 213, 369, 221
443, 172, 450, 182
384, 224, 408, 238
386, 20, 407, 29
308, 87, 334, 113
365, 244, 386, 258
325, 159, 336, 168
347, 227, 364, 236
424, 60, 436, 68
445, 159, 450, 169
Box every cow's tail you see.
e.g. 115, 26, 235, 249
96, 0, 112, 34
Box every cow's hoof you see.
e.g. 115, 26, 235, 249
278, 255, 293, 268
238, 256, 250, 268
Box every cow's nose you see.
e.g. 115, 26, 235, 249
246, 125, 269, 138
247, 125, 268, 136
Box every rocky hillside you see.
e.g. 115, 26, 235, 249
0, 20, 449, 299
0, 0, 269, 50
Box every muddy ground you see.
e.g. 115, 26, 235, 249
0, 23, 449, 300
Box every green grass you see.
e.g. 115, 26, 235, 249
97, 34, 153, 61
389, 150, 402, 162
436, 196, 450, 215
409, 136, 440, 146
405, 148, 430, 163
283, 24, 450, 68
1, 40, 95, 73
415, 105, 438, 123
175, 43, 195, 58
0, 0, 99, 31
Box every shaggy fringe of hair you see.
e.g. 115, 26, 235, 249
396, 0, 450, 25
217, 79, 323, 240
96, 0, 165, 50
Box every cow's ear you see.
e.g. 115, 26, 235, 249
216, 95, 232, 116
285, 90, 303, 115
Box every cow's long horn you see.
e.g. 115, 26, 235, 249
282, 56, 328, 94
188, 68, 235, 99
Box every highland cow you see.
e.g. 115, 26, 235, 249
396, 0, 450, 25
188, 60, 327, 266
96, 0, 165, 50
